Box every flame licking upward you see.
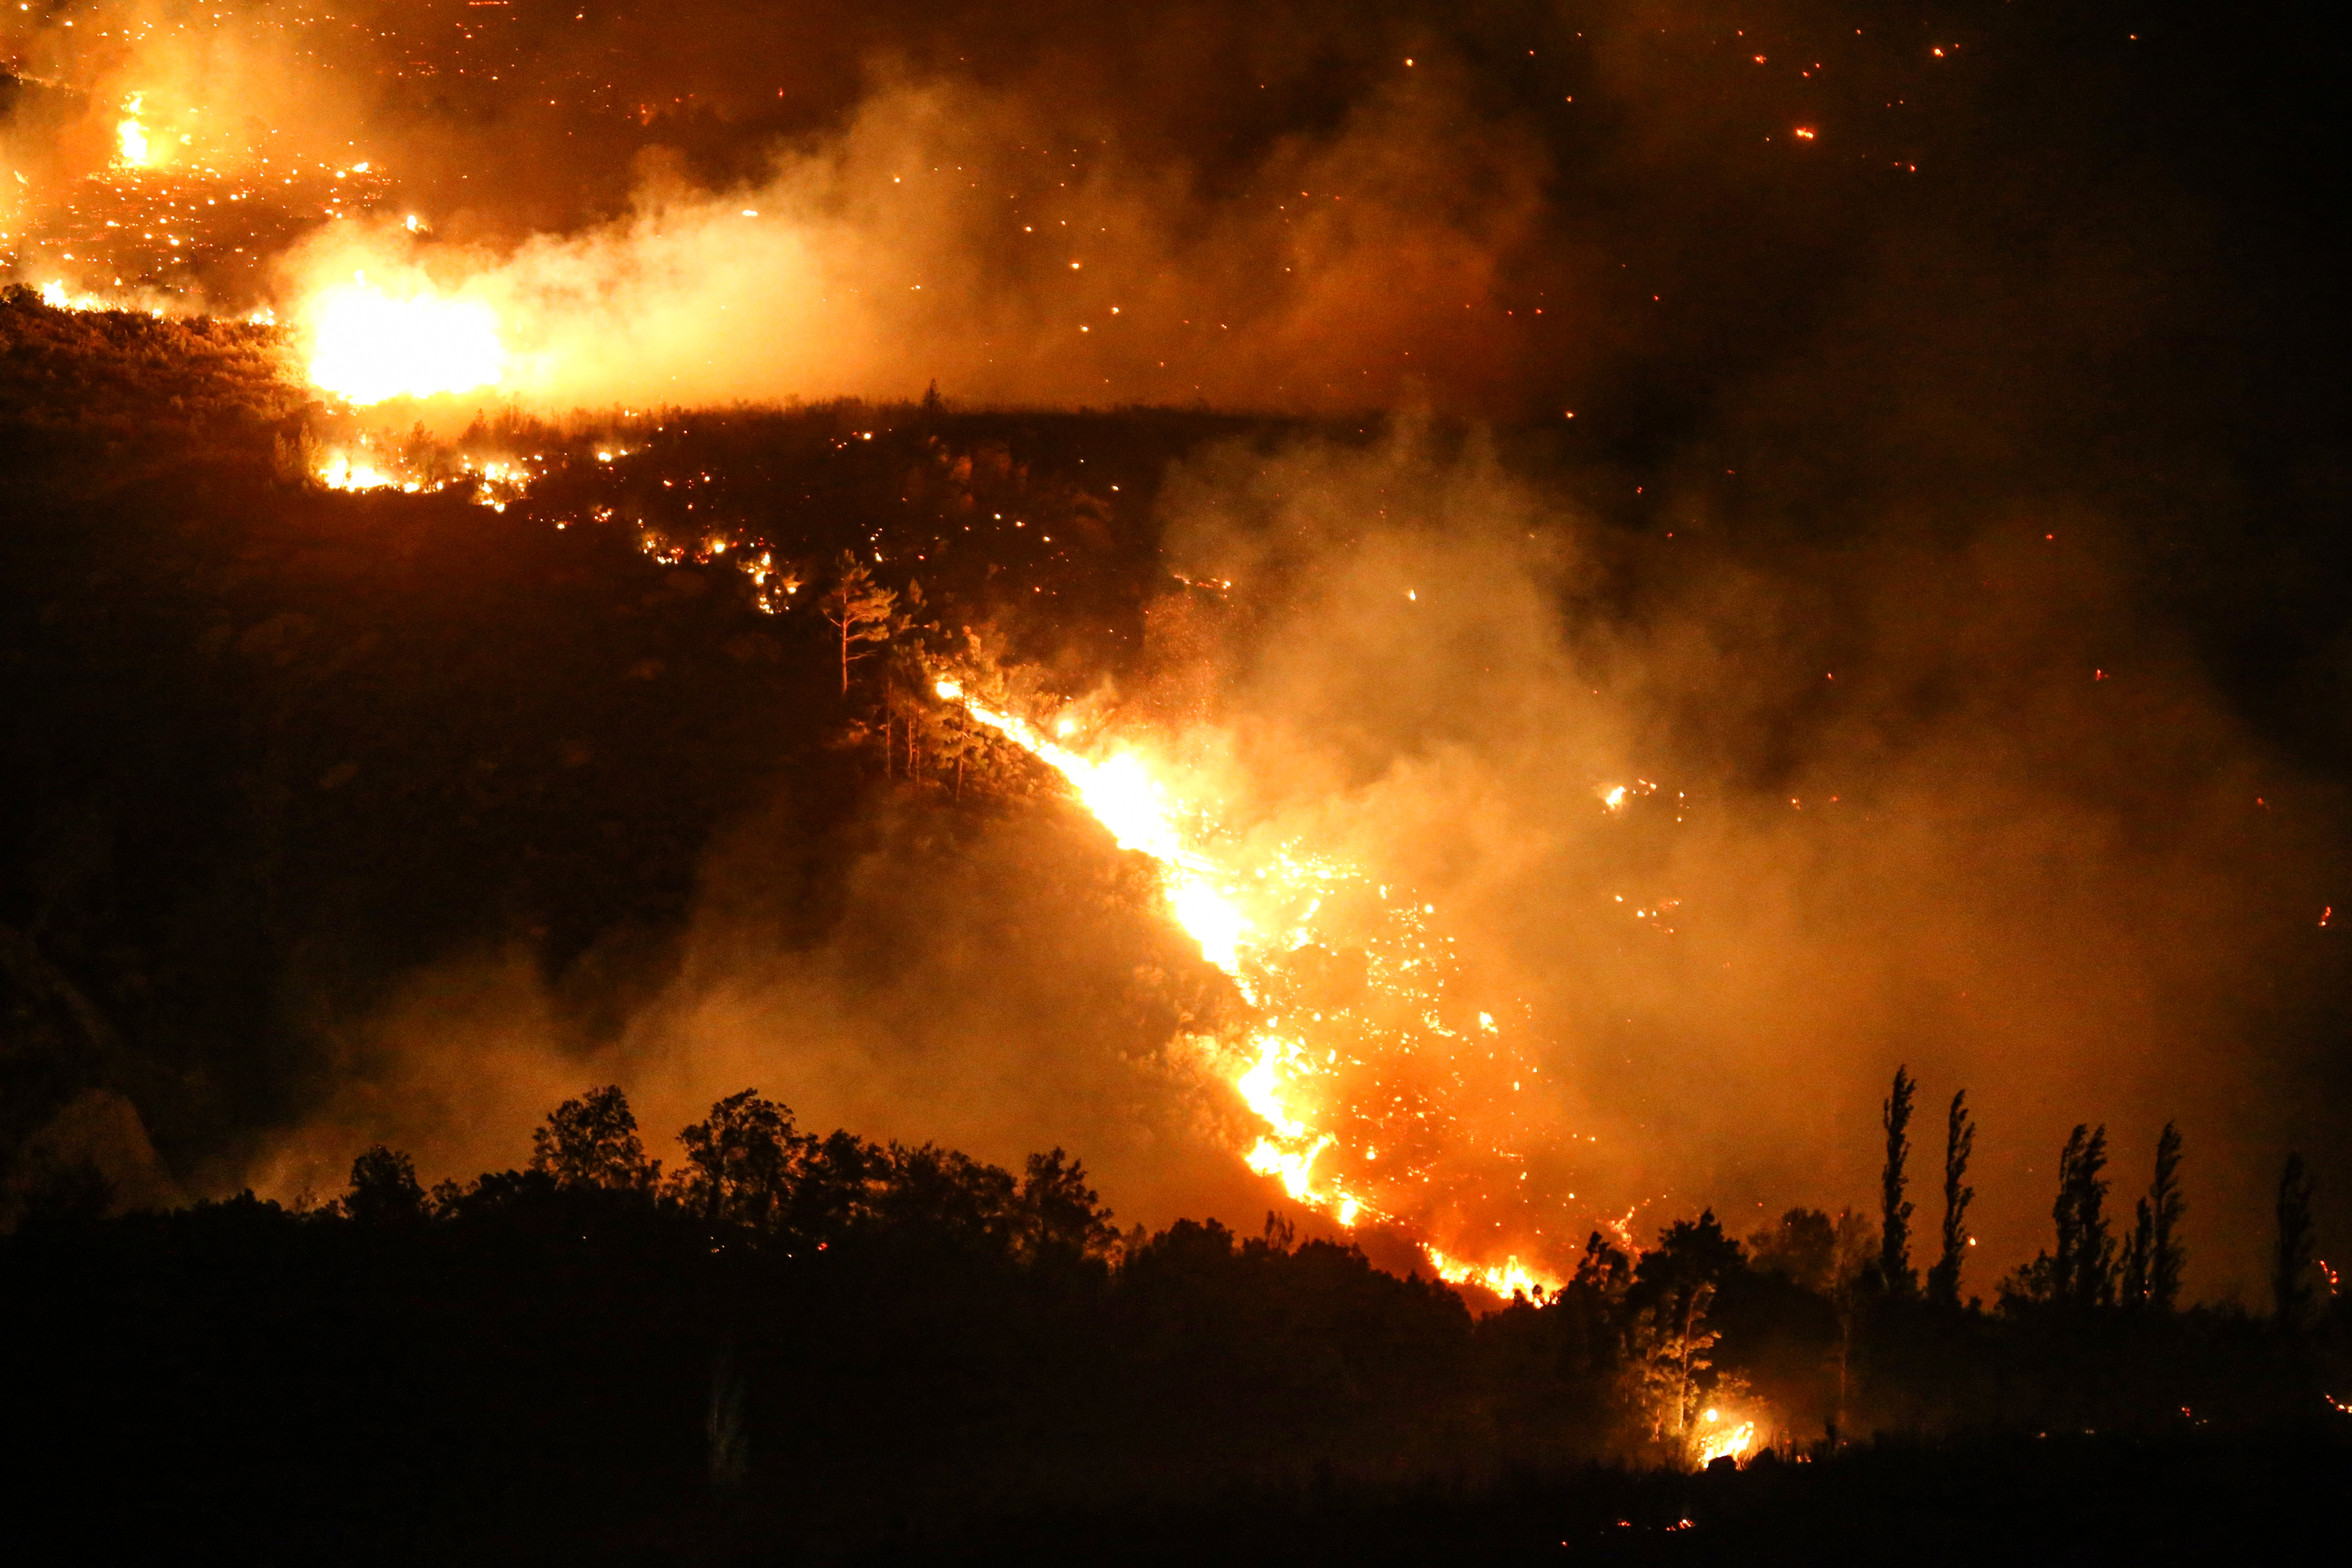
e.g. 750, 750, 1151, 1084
935, 679, 1566, 1297
1694, 1406, 1760, 1466
303, 275, 505, 404
115, 95, 152, 168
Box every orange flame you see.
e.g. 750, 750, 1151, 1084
936, 678, 1564, 1296
114, 95, 152, 169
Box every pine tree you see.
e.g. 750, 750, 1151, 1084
1879, 1065, 1917, 1296
1926, 1089, 1975, 1308
818, 552, 898, 697
2273, 1152, 2317, 1331
2150, 1121, 2187, 1310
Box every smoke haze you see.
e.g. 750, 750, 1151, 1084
248, 418, 2349, 1299
9, 2, 2347, 1295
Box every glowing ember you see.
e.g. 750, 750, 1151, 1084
303, 276, 505, 404
935, 678, 1566, 1296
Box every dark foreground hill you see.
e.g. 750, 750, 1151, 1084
18, 1091, 2352, 1568
5, 1080, 2347, 1564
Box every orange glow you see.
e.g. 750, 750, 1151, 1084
1693, 1406, 1760, 1465
317, 452, 412, 492
935, 677, 1566, 1297
1423, 1246, 1558, 1299
115, 95, 152, 168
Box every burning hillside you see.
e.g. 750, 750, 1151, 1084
934, 676, 1571, 1296
3, 0, 2349, 1318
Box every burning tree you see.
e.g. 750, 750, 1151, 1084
1618, 1210, 1751, 1465
1622, 1282, 1729, 1459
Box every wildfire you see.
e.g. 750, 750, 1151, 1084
1423, 1246, 1555, 1299
115, 95, 152, 169
317, 452, 413, 492
303, 275, 505, 404
1693, 1406, 1760, 1466
311, 446, 535, 506
934, 678, 1566, 1297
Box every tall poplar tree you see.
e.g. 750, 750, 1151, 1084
2149, 1121, 2187, 1310
2054, 1123, 2115, 1306
2274, 1152, 2317, 1331
1926, 1089, 1975, 1308
1879, 1065, 1917, 1296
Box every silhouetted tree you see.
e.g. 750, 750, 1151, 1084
1879, 1066, 1917, 1296
1748, 1208, 1838, 1295
529, 1085, 660, 1191
2273, 1152, 2317, 1331
789, 1128, 889, 1238
2150, 1121, 2187, 1311
2120, 1123, 2187, 1310
2005, 1123, 2115, 1308
1926, 1089, 1975, 1308
671, 1089, 801, 1231
2121, 1196, 2155, 1307
882, 1142, 1019, 1249
1571, 1230, 1632, 1298
343, 1144, 426, 1225
1637, 1210, 1742, 1304
2058, 1124, 2115, 1306
1016, 1147, 1117, 1263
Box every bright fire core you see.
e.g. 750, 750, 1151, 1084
304, 277, 505, 404
936, 681, 1566, 1298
